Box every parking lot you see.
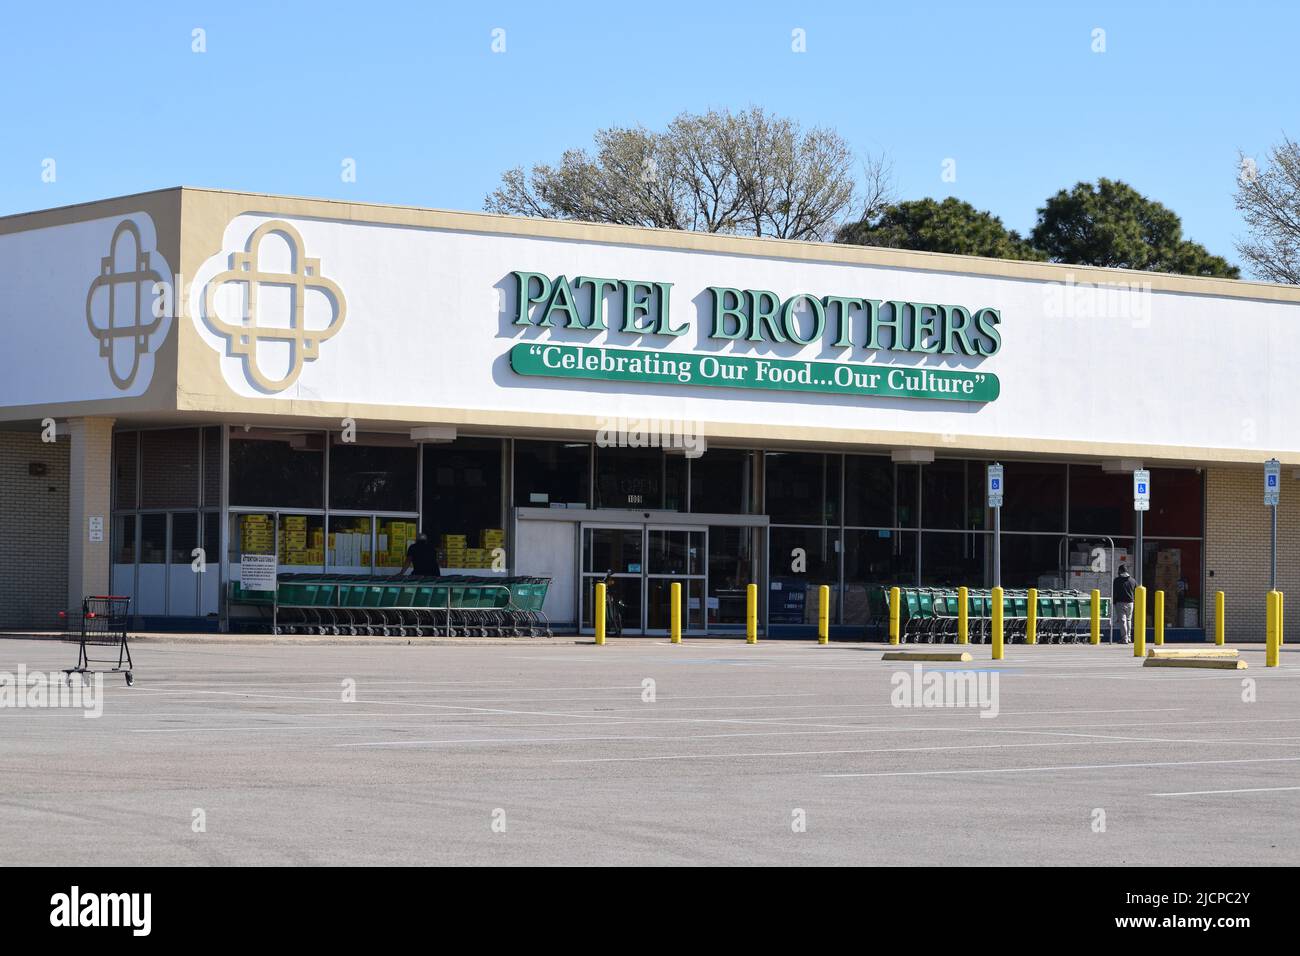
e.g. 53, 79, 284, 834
1, 636, 1297, 866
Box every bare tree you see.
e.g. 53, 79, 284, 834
1235, 136, 1300, 284
484, 107, 888, 242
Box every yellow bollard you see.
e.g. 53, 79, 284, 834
1154, 589, 1165, 646
1215, 590, 1225, 646
1026, 587, 1038, 645
1090, 588, 1101, 645
1133, 586, 1146, 657
957, 586, 969, 645
817, 585, 830, 644
670, 581, 682, 644
1280, 591, 1285, 646
1267, 590, 1279, 667
746, 583, 757, 644
594, 582, 606, 646
889, 586, 901, 645
991, 586, 1004, 661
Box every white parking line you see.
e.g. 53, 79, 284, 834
824, 755, 1300, 778
1151, 785, 1300, 796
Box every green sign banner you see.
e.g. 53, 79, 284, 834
509, 343, 999, 403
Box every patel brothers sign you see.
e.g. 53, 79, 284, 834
507, 271, 1003, 404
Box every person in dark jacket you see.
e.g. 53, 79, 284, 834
401, 533, 441, 577
1113, 564, 1137, 643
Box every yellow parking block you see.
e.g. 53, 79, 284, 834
883, 651, 973, 662
1143, 657, 1247, 670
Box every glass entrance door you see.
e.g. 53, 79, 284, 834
581, 524, 708, 635
645, 528, 706, 634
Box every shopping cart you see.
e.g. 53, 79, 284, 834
60, 595, 134, 686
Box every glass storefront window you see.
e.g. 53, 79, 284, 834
170, 512, 199, 566
1145, 469, 1204, 537
921, 531, 985, 587
896, 463, 919, 528
844, 455, 892, 527
279, 514, 324, 570
998, 534, 1061, 589
330, 441, 417, 512
594, 446, 679, 510
113, 431, 138, 510
424, 439, 504, 569
140, 513, 167, 565
375, 516, 421, 572
707, 526, 754, 626
1068, 465, 1133, 536
113, 514, 136, 564
921, 459, 967, 530
766, 452, 841, 525
768, 526, 840, 624
202, 427, 222, 508
141, 428, 201, 509
1002, 462, 1065, 532
229, 431, 324, 509
690, 449, 753, 514
328, 516, 372, 572
513, 440, 589, 509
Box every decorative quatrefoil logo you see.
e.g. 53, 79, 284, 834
84, 220, 166, 390
202, 220, 346, 392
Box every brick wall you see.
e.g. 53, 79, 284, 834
0, 431, 70, 629
1205, 466, 1299, 643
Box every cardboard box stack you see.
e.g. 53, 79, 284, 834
279, 514, 319, 566
1153, 548, 1181, 622
440, 533, 467, 568
240, 514, 273, 555
377, 520, 419, 568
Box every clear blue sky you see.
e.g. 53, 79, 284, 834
2, 0, 1294, 277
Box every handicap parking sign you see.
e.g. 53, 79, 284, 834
987, 463, 1004, 508
1266, 459, 1281, 506
1133, 469, 1151, 512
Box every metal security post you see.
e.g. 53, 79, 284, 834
957, 585, 969, 645
1026, 586, 1038, 645
670, 581, 682, 644
746, 583, 757, 644
594, 581, 606, 646
889, 586, 901, 645
1090, 588, 1101, 645
817, 585, 830, 644
1154, 589, 1165, 646
991, 586, 1004, 661
1215, 590, 1225, 646
1133, 585, 1147, 657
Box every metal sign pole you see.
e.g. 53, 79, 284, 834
1266, 459, 1281, 592
1133, 469, 1150, 589
987, 463, 1004, 588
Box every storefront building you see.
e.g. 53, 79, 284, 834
1, 188, 1297, 639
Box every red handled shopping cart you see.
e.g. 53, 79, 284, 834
60, 595, 134, 686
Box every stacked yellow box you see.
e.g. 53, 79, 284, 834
241, 514, 273, 553
440, 533, 467, 568
464, 548, 490, 568
479, 528, 505, 551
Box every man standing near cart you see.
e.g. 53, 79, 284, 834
1112, 564, 1137, 643
401, 532, 441, 577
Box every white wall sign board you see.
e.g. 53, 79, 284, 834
0, 213, 172, 405
184, 212, 1300, 457
240, 553, 278, 592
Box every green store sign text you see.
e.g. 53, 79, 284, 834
508, 271, 1002, 403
